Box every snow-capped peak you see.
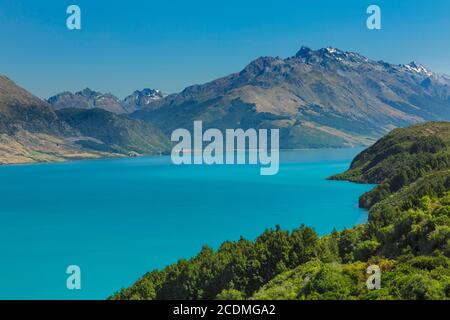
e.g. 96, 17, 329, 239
403, 61, 432, 76
325, 47, 337, 54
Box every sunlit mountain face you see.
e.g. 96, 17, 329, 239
131, 47, 450, 148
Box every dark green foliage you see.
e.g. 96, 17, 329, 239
254, 255, 450, 300
410, 135, 446, 154
75, 140, 120, 153
216, 289, 245, 300
111, 225, 332, 300
301, 263, 354, 299
331, 122, 450, 209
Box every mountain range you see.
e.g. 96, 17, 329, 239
47, 88, 165, 114
131, 46, 450, 148
0, 76, 169, 164
1, 46, 450, 164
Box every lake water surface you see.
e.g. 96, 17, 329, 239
0, 149, 374, 299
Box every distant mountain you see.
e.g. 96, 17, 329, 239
0, 76, 170, 164
132, 46, 450, 148
56, 108, 170, 155
48, 88, 128, 114
123, 88, 165, 113
48, 87, 165, 114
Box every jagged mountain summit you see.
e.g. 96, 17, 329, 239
132, 46, 450, 148
48, 88, 128, 114
122, 88, 165, 113
48, 87, 165, 114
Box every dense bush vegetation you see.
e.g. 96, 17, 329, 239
110, 122, 450, 300
331, 122, 450, 208
112, 225, 334, 300
253, 254, 450, 300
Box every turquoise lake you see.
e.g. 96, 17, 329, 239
0, 149, 374, 299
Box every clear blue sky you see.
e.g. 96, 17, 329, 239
1, 0, 449, 99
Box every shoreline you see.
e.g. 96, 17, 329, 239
0, 147, 367, 167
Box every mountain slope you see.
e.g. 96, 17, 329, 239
132, 47, 450, 148
0, 76, 106, 163
331, 122, 450, 208
0, 75, 74, 136
0, 76, 171, 164
56, 108, 170, 155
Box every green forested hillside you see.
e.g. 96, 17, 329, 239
56, 108, 171, 155
330, 122, 450, 208
111, 122, 450, 300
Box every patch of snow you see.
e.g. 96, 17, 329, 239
403, 62, 433, 76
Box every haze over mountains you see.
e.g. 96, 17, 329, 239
1, 46, 450, 163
